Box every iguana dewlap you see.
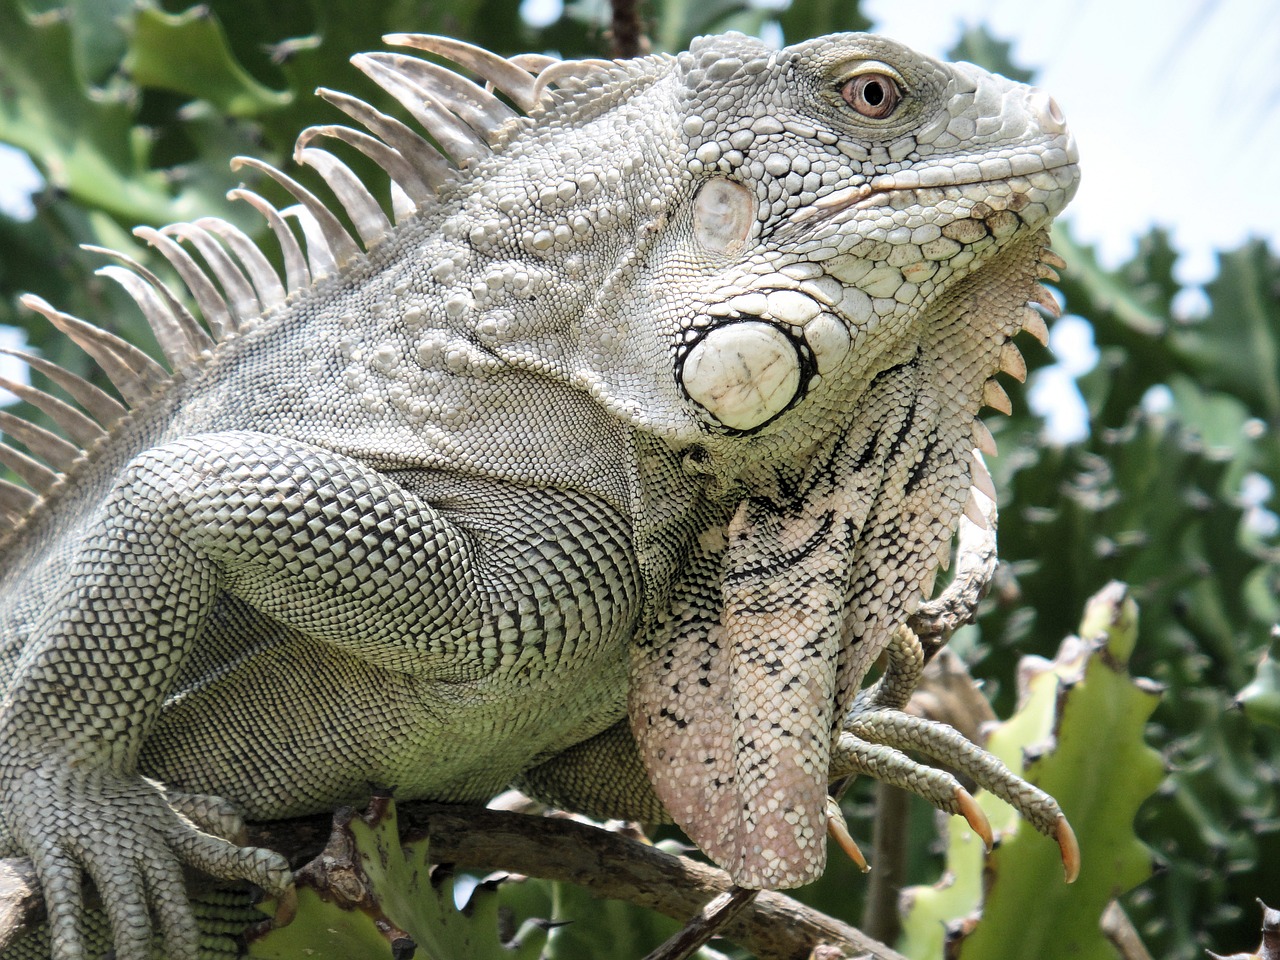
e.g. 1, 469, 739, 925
0, 30, 1078, 960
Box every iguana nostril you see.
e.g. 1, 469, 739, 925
1031, 89, 1067, 134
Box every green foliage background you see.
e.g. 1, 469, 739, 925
0, 0, 1276, 957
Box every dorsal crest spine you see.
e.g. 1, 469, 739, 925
0, 36, 647, 548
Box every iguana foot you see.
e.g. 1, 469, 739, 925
833, 626, 1080, 882
1, 761, 293, 960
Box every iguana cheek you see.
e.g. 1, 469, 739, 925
678, 321, 803, 431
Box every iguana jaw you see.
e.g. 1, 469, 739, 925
796, 161, 1081, 223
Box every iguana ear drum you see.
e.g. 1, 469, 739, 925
678, 320, 804, 431
692, 179, 754, 255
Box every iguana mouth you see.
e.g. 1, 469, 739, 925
789, 160, 1081, 225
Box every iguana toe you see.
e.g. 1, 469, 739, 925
824, 796, 870, 873
2, 761, 293, 960
837, 708, 1074, 873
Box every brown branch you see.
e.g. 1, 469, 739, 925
643, 887, 758, 960
1101, 901, 1153, 960
610, 0, 647, 58
0, 857, 41, 952
395, 803, 909, 960
861, 783, 910, 945
2, 802, 909, 960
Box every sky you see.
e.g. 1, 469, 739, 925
1, 0, 1278, 440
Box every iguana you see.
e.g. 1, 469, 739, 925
0, 29, 1080, 960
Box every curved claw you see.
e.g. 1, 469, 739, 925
1056, 815, 1080, 883
825, 796, 870, 873
954, 786, 993, 851
271, 883, 299, 927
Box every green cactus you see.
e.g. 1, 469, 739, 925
899, 583, 1163, 960
247, 797, 549, 960
1235, 631, 1280, 730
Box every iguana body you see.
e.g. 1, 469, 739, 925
0, 31, 1079, 959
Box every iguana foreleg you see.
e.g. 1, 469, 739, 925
0, 430, 496, 960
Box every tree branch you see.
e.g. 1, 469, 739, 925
2, 802, 909, 960
643, 887, 758, 960
861, 783, 910, 945
393, 803, 909, 960
0, 857, 41, 952
610, 0, 647, 58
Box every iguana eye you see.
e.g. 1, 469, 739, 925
841, 73, 901, 119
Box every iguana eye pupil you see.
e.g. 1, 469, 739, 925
841, 74, 900, 119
